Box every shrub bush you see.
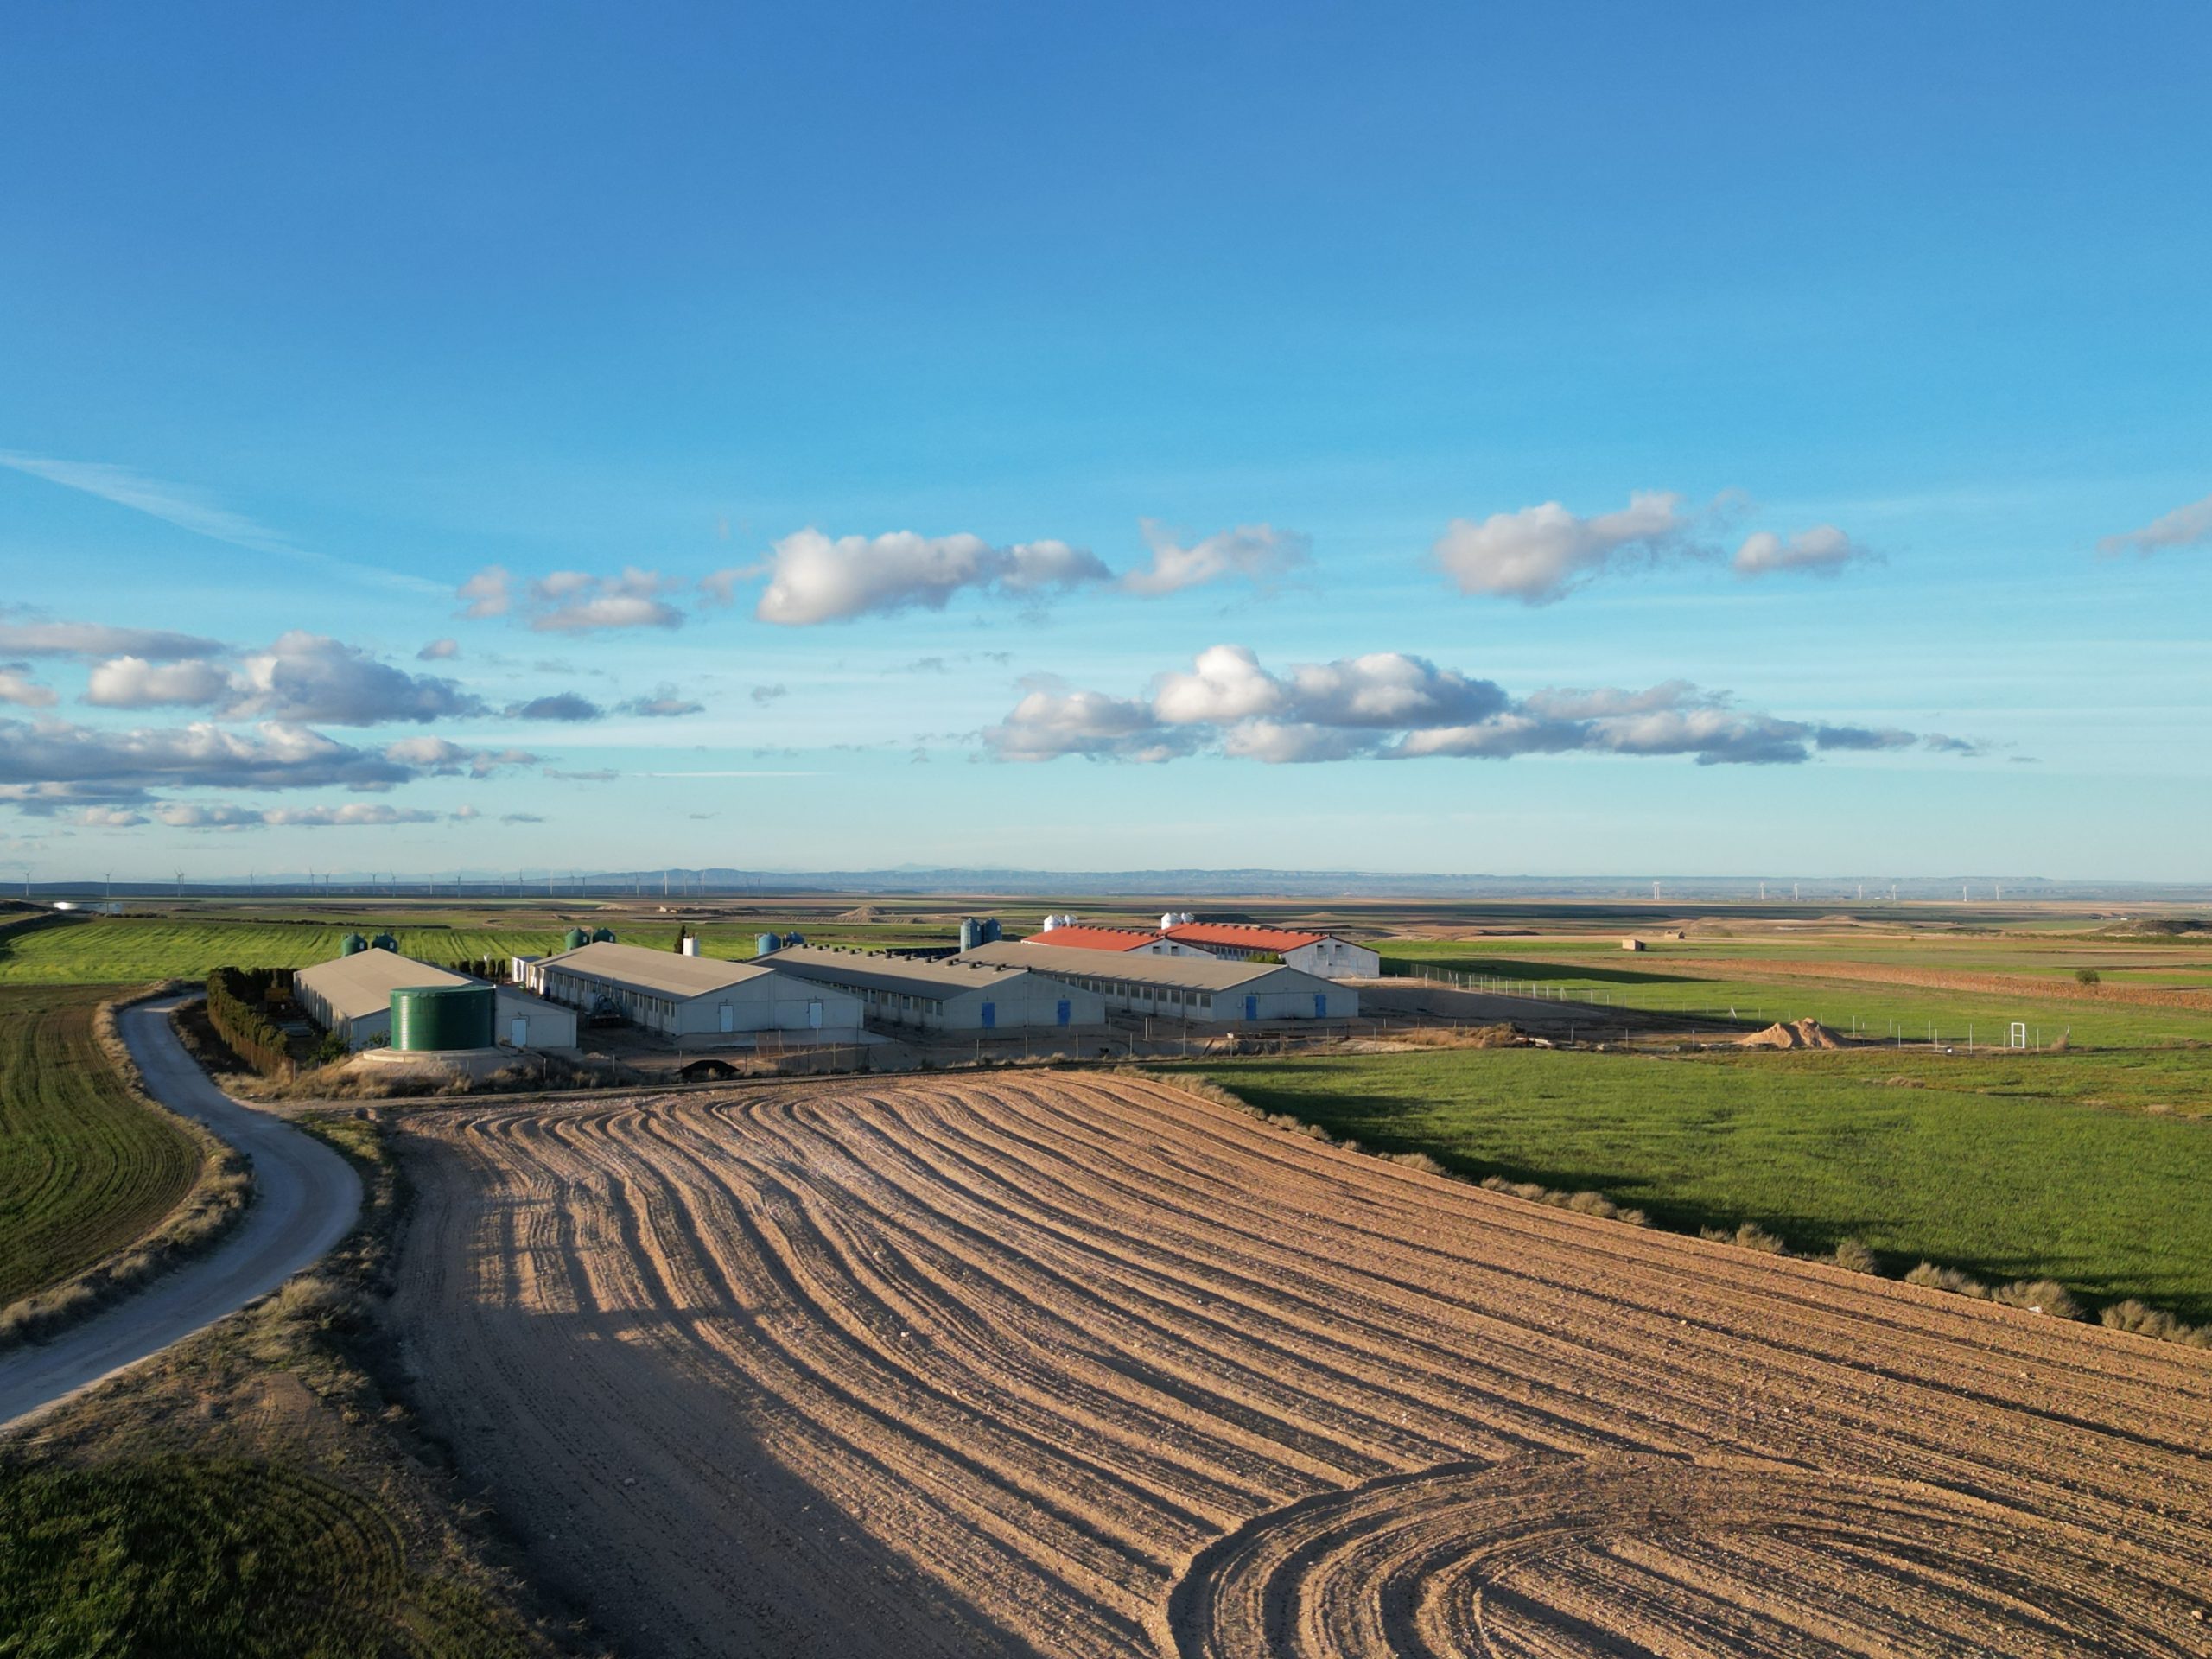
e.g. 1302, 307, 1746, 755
205, 969, 294, 1078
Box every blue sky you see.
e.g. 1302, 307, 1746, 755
3, 3, 2208, 880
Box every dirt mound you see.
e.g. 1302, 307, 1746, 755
836, 904, 886, 923
1738, 1016, 1847, 1049
389, 1073, 2212, 1657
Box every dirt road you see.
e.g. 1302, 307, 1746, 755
0, 997, 361, 1431
391, 1073, 2212, 1657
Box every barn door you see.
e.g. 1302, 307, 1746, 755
980, 1001, 996, 1030
719, 1002, 734, 1033
1244, 995, 1257, 1021
509, 1017, 528, 1047
1056, 999, 1071, 1027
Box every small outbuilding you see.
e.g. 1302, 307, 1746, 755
520, 939, 862, 1046
763, 944, 1106, 1033
1621, 938, 1647, 952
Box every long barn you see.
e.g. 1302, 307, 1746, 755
760, 944, 1108, 1033
956, 940, 1355, 1022
520, 939, 863, 1045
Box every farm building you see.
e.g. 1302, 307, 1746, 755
958, 941, 1357, 1022
520, 939, 862, 1045
295, 950, 578, 1051
1020, 918, 1379, 980
761, 944, 1108, 1033
1026, 923, 1221, 957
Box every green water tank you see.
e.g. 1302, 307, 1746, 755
563, 926, 590, 951
590, 926, 616, 943
370, 932, 399, 952
389, 984, 495, 1052
340, 932, 368, 957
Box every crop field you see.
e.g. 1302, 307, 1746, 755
1381, 938, 2212, 1047
0, 910, 949, 985
1189, 1049, 2212, 1320
0, 986, 198, 1308
0, 1453, 537, 1659
389, 1073, 2212, 1657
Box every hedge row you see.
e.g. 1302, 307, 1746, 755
205, 967, 295, 1078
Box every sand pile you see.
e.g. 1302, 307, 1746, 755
1738, 1017, 1847, 1049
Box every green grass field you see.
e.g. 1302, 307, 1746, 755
0, 1454, 537, 1659
0, 987, 199, 1308
1188, 1047, 2212, 1321
0, 913, 947, 986
1381, 940, 2212, 1047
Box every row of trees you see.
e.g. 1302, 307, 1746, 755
205, 967, 296, 1078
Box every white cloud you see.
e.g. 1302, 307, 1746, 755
528, 568, 684, 632
505, 693, 603, 722
1732, 524, 1873, 577
226, 632, 484, 725
0, 665, 56, 708
1122, 521, 1311, 596
981, 682, 1193, 763
1151, 645, 1287, 725
457, 567, 512, 618
380, 737, 541, 777
73, 805, 149, 828
149, 801, 444, 830
1433, 491, 1697, 604
417, 638, 460, 660
0, 717, 414, 805
2098, 492, 2212, 557
985, 646, 1967, 769
84, 656, 233, 709
0, 620, 225, 661
754, 530, 1110, 625
619, 689, 704, 717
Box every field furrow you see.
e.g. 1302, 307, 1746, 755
390, 1072, 2212, 1658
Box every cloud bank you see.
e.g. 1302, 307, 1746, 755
984, 645, 1970, 768
2098, 492, 2212, 558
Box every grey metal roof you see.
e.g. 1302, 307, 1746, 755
957, 940, 1333, 993
536, 939, 777, 998
765, 944, 1048, 1003
296, 951, 474, 1020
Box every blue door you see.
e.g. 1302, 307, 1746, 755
1314, 993, 1328, 1018
1244, 995, 1258, 1021
981, 1001, 996, 1030
1056, 999, 1071, 1027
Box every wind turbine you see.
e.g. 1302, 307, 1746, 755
175, 869, 186, 900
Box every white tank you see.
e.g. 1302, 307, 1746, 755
681, 937, 700, 957
1160, 912, 1179, 931
1040, 914, 1059, 931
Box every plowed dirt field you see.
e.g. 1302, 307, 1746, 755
388, 1072, 2212, 1658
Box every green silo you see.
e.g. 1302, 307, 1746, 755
370, 932, 399, 952
590, 926, 616, 943
563, 926, 590, 950
390, 984, 495, 1051
340, 932, 369, 957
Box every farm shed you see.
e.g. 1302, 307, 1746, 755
1024, 924, 1222, 957
296, 950, 579, 1051
763, 944, 1107, 1033
957, 941, 1357, 1022
1158, 922, 1380, 981
521, 939, 861, 1046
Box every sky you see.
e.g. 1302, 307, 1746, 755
3, 2, 2209, 882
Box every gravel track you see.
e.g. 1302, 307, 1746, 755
389, 1072, 2212, 1657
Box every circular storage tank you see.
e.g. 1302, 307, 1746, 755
755, 932, 780, 958
371, 932, 399, 952
390, 984, 495, 1052
340, 932, 368, 957
782, 931, 806, 948
959, 918, 983, 951
981, 918, 1002, 944
591, 927, 616, 943
563, 927, 590, 951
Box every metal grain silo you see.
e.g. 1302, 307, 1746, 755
390, 984, 495, 1051
755, 932, 780, 958
980, 918, 1002, 944
959, 918, 983, 951
563, 926, 590, 951
340, 932, 368, 957
370, 932, 399, 952
591, 927, 616, 943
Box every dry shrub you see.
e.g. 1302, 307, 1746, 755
1393, 1024, 1531, 1050
1828, 1237, 1882, 1274
2100, 1299, 2186, 1340
1904, 1262, 1991, 1298
1989, 1279, 2084, 1319
1481, 1175, 1648, 1228
1385, 1151, 1449, 1177
1701, 1221, 1788, 1254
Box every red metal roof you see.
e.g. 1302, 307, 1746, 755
1022, 925, 1159, 953
1163, 922, 1330, 952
